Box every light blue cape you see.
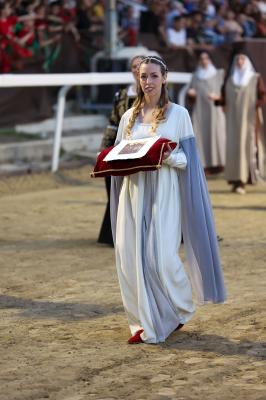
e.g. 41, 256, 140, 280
110, 136, 226, 305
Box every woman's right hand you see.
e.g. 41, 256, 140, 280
163, 143, 173, 160
208, 92, 220, 101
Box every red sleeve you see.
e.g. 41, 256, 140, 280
9, 16, 18, 25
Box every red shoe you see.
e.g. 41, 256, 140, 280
175, 323, 184, 331
127, 329, 144, 344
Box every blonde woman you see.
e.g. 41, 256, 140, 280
110, 56, 226, 344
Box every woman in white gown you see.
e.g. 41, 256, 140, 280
110, 56, 226, 344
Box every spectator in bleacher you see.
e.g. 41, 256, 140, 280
186, 10, 204, 44
201, 16, 224, 46
256, 0, 266, 14
166, 15, 187, 47
35, 3, 47, 29
230, 0, 244, 15
37, 1, 62, 71
91, 0, 104, 25
0, 1, 34, 72
26, 0, 42, 14
76, 0, 92, 31
14, 0, 40, 15
165, 0, 186, 28
242, 1, 260, 18
199, 0, 216, 18
118, 0, 147, 46
255, 12, 266, 36
48, 0, 80, 42
187, 51, 226, 174
13, 0, 26, 16
118, 0, 147, 25
34, 3, 61, 72
237, 13, 256, 38
76, 0, 102, 32
183, 0, 198, 13
15, 15, 39, 58
215, 3, 228, 37
223, 10, 243, 42
139, 0, 168, 44
120, 5, 138, 46
36, 0, 80, 71
60, 0, 77, 23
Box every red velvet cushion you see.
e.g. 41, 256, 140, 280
91, 138, 177, 178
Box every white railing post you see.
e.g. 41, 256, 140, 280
52, 85, 72, 172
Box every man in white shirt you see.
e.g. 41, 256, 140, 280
166, 15, 187, 48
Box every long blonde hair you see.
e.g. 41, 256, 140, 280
125, 56, 169, 138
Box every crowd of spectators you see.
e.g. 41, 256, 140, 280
136, 0, 266, 51
0, 0, 105, 73
0, 0, 266, 73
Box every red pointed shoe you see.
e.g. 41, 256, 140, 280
175, 323, 184, 331
127, 329, 144, 344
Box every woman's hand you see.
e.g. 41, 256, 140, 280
208, 92, 220, 101
187, 88, 196, 97
163, 143, 173, 160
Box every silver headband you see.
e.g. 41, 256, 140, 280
140, 57, 167, 70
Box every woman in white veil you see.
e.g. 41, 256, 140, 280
187, 51, 226, 174
215, 52, 266, 194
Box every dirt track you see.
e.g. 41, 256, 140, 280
0, 167, 265, 400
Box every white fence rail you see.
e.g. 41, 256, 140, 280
0, 72, 191, 172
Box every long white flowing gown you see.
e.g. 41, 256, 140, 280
115, 103, 196, 344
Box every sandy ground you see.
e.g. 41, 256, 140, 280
0, 166, 265, 400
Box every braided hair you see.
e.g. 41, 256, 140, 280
125, 56, 169, 138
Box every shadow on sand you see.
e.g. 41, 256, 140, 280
213, 205, 266, 211
162, 330, 266, 359
0, 295, 123, 321
0, 238, 112, 252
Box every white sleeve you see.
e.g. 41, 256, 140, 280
179, 108, 195, 140
162, 107, 194, 169
163, 147, 187, 169
167, 28, 174, 45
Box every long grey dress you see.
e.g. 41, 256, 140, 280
189, 70, 226, 169
225, 75, 265, 184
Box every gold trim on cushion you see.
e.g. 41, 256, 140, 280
90, 164, 162, 177
91, 141, 175, 178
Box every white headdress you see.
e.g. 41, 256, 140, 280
231, 55, 256, 87
195, 63, 217, 80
